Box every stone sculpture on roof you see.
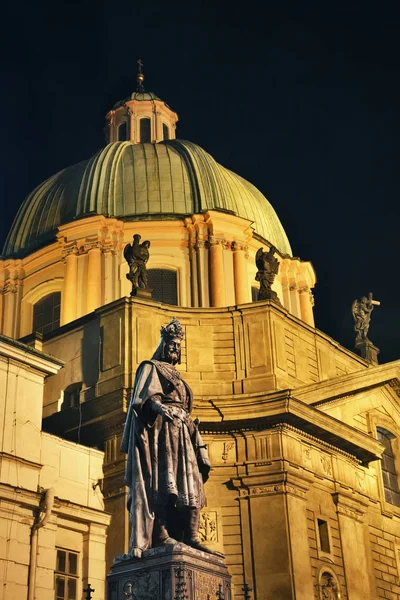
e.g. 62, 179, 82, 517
124, 234, 151, 296
255, 245, 281, 304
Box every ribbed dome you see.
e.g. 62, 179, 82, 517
113, 91, 161, 108
3, 140, 292, 258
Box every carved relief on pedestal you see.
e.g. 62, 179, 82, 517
122, 572, 159, 599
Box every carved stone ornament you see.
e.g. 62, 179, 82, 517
318, 570, 341, 600
122, 572, 158, 599
255, 246, 281, 304
123, 233, 151, 296
198, 511, 218, 544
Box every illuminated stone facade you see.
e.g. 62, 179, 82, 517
0, 85, 399, 600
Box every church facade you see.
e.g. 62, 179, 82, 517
0, 73, 399, 600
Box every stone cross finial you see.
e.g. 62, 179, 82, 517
83, 583, 95, 600
242, 582, 252, 599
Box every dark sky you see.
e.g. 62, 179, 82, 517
1, 1, 400, 362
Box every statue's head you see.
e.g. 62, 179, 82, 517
142, 240, 151, 249
152, 318, 184, 365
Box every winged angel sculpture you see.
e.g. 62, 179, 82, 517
255, 245, 281, 304
124, 234, 151, 296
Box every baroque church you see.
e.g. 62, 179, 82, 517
1, 68, 400, 600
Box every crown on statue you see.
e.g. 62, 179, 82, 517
160, 318, 184, 341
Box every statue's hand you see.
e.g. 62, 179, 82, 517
154, 403, 174, 422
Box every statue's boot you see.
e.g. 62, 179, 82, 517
184, 509, 224, 557
153, 507, 178, 547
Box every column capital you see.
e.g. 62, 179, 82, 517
193, 240, 210, 251
209, 236, 228, 248
231, 241, 248, 253
84, 239, 102, 253
61, 242, 79, 263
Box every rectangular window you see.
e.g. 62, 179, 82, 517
55, 548, 78, 600
317, 519, 331, 554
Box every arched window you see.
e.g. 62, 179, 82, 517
118, 122, 128, 141
162, 123, 169, 140
140, 118, 151, 143
377, 427, 400, 507
148, 269, 178, 305
33, 292, 61, 335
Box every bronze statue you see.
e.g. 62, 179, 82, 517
119, 318, 221, 560
255, 245, 281, 304
352, 292, 379, 345
124, 234, 150, 296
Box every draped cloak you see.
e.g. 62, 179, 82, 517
120, 359, 209, 557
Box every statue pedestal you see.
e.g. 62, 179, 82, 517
130, 288, 152, 300
356, 340, 379, 365
107, 544, 231, 600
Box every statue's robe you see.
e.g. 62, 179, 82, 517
120, 359, 208, 557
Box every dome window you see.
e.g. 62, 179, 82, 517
118, 122, 128, 141
162, 124, 169, 140
148, 269, 178, 305
140, 118, 151, 143
33, 292, 61, 335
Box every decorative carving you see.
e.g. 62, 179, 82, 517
3, 281, 18, 294
209, 236, 229, 248
222, 441, 234, 463
174, 566, 189, 600
199, 511, 218, 544
231, 241, 248, 253
302, 445, 312, 462
320, 455, 332, 476
255, 246, 281, 304
193, 240, 210, 251
123, 233, 151, 296
355, 469, 366, 492
319, 571, 340, 600
122, 572, 158, 599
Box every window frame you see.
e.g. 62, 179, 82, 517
377, 426, 400, 508
33, 291, 61, 335
54, 547, 79, 600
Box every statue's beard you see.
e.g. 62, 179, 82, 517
164, 350, 179, 365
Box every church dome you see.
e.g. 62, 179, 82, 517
113, 90, 161, 108
3, 139, 292, 258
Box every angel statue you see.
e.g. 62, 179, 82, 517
352, 293, 378, 345
255, 245, 281, 304
124, 234, 151, 296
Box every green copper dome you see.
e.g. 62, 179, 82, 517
113, 91, 161, 108
3, 140, 292, 258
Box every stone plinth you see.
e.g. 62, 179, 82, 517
130, 288, 152, 299
107, 544, 231, 600
355, 339, 379, 364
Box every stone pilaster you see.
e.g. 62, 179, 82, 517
85, 239, 102, 313
209, 237, 226, 307
232, 242, 250, 304
298, 285, 315, 327
333, 491, 371, 599
61, 243, 79, 325
232, 470, 314, 599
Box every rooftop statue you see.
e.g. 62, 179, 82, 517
255, 245, 281, 304
124, 234, 151, 296
117, 318, 222, 560
352, 292, 380, 345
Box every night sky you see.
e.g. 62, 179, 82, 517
1, 1, 400, 362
